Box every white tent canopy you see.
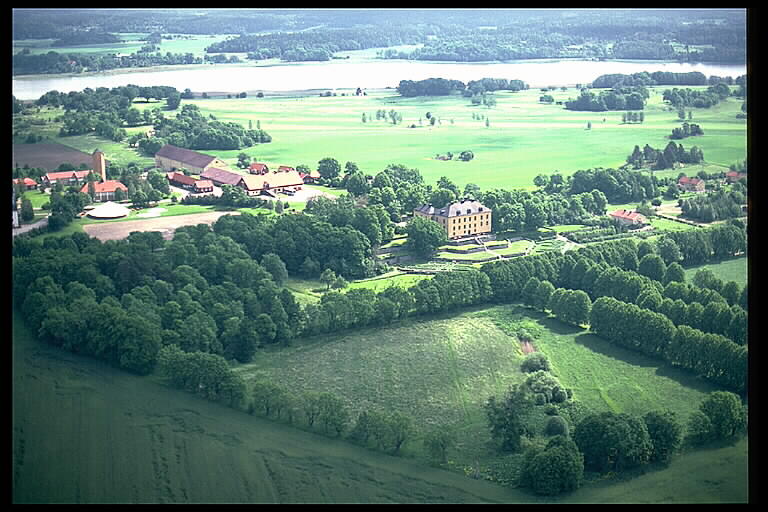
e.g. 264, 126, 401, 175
86, 201, 130, 219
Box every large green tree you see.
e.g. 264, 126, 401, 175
405, 216, 448, 257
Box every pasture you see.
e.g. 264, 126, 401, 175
684, 256, 748, 287
15, 85, 745, 195
237, 303, 743, 493
180, 85, 746, 190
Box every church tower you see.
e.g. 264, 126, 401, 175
92, 149, 106, 182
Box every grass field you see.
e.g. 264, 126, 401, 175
175, 85, 745, 190
12, 33, 233, 59
236, 303, 745, 494
684, 256, 748, 287
13, 304, 748, 503
16, 85, 745, 192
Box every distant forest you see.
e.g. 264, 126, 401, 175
12, 9, 746, 74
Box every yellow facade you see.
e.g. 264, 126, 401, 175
414, 202, 492, 239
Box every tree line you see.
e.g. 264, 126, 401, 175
12, 49, 206, 76
487, 349, 745, 495
148, 103, 271, 153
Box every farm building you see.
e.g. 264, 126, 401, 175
154, 144, 228, 175
414, 198, 492, 239
725, 171, 747, 183
79, 180, 128, 202
608, 209, 648, 226
249, 163, 269, 174
200, 167, 244, 187
238, 170, 304, 197
299, 169, 321, 184
277, 165, 296, 173
40, 149, 108, 189
167, 172, 214, 193
13, 177, 38, 190
41, 170, 93, 188
678, 176, 705, 192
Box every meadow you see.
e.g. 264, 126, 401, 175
236, 302, 743, 491
179, 85, 746, 190
12, 33, 233, 58
16, 83, 746, 195
684, 255, 748, 287
13, 305, 747, 503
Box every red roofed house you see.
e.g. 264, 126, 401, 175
41, 149, 108, 189
13, 177, 38, 190
167, 171, 216, 193
238, 170, 304, 197
80, 180, 129, 202
167, 172, 196, 188
299, 169, 321, 184
42, 169, 93, 188
725, 171, 747, 184
608, 209, 648, 226
249, 162, 269, 175
678, 176, 705, 193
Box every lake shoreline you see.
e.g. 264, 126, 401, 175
13, 57, 746, 101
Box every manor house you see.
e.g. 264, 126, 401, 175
414, 198, 492, 239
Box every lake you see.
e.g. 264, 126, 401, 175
12, 55, 746, 100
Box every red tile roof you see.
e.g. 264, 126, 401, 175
79, 180, 128, 194
194, 180, 213, 190
44, 170, 92, 181
678, 176, 703, 185
249, 163, 268, 173
609, 209, 646, 222
278, 165, 296, 173
13, 177, 38, 186
167, 172, 197, 187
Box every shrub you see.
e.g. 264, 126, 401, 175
685, 410, 714, 447
524, 370, 569, 404
643, 410, 682, 463
519, 436, 584, 495
544, 415, 570, 437
521, 352, 551, 373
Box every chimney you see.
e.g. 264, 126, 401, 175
93, 149, 106, 182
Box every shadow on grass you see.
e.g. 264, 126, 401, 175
572, 332, 660, 369
536, 316, 584, 336
572, 332, 720, 393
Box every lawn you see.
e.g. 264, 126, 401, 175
684, 256, 748, 288
648, 216, 699, 232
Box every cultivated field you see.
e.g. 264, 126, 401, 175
12, 142, 95, 171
